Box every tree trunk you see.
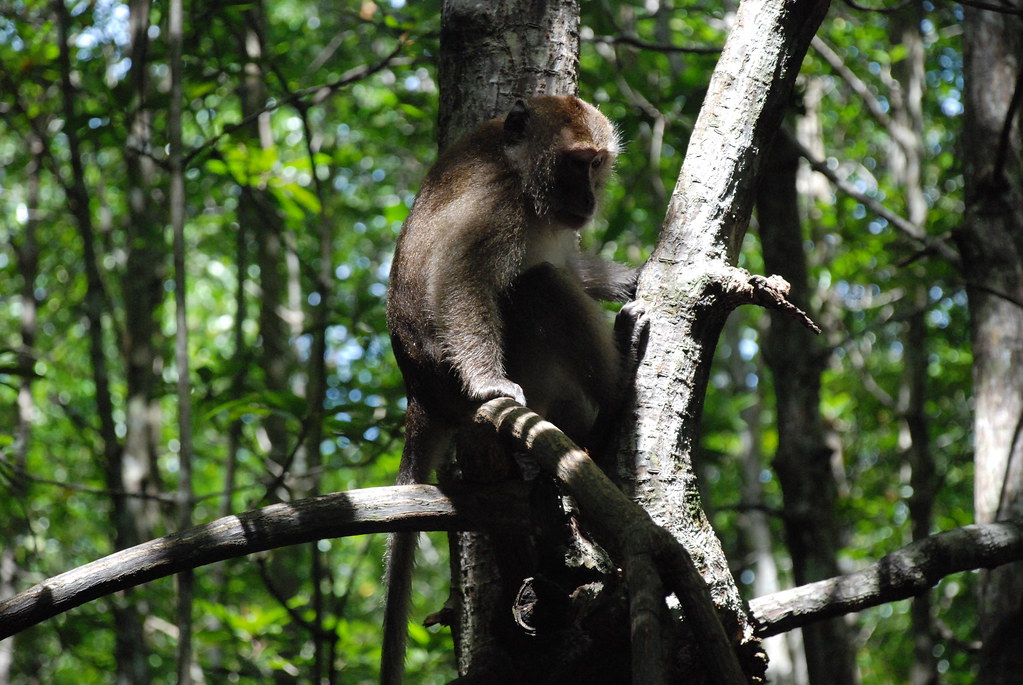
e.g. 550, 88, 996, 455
888, 8, 940, 684
0, 132, 43, 685
234, 6, 307, 681
438, 0, 580, 149
757, 126, 858, 685
612, 1, 829, 678
958, 9, 1023, 685
122, 0, 165, 554
728, 320, 807, 685
437, 2, 590, 679
236, 1, 296, 480
56, 4, 151, 682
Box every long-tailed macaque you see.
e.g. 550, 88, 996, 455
382, 95, 636, 684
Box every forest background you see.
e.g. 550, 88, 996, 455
1, 0, 1020, 684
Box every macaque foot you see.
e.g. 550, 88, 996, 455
615, 299, 650, 369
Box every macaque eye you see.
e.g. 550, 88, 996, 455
569, 150, 603, 172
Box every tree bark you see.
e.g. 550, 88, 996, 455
438, 0, 580, 149
436, 2, 587, 678
750, 520, 1023, 636
958, 9, 1023, 685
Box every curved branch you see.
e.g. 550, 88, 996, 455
0, 485, 478, 640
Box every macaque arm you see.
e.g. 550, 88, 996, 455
434, 246, 526, 405
571, 253, 638, 302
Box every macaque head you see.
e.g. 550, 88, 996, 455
503, 95, 620, 228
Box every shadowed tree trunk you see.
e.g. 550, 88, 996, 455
888, 8, 941, 684
959, 9, 1023, 685
0, 132, 43, 685
122, 0, 165, 555
57, 3, 153, 681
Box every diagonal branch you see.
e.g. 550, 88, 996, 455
750, 519, 1023, 636
789, 133, 961, 264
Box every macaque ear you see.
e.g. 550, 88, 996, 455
504, 99, 530, 145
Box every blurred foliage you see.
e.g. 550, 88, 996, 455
0, 1, 980, 683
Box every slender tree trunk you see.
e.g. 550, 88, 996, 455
234, 8, 307, 681
296, 82, 335, 685
0, 133, 43, 685
120, 4, 165, 677
55, 5, 150, 683
902, 297, 939, 685
958, 10, 1023, 685
728, 321, 806, 685
237, 2, 294, 477
167, 0, 195, 681
122, 0, 164, 545
888, 8, 940, 684
757, 126, 859, 685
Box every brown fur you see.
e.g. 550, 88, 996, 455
382, 95, 635, 684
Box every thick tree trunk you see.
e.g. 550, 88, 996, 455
437, 2, 587, 678
438, 0, 579, 149
958, 10, 1023, 685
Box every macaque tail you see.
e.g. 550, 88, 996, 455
381, 529, 418, 685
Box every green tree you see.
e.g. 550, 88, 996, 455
1, 1, 1020, 683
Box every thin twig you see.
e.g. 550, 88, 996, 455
182, 42, 408, 167
585, 34, 720, 56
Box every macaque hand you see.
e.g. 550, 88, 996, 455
468, 378, 527, 406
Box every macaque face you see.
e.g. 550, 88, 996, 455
502, 95, 619, 229
550, 146, 611, 228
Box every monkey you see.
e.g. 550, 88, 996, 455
382, 95, 637, 684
